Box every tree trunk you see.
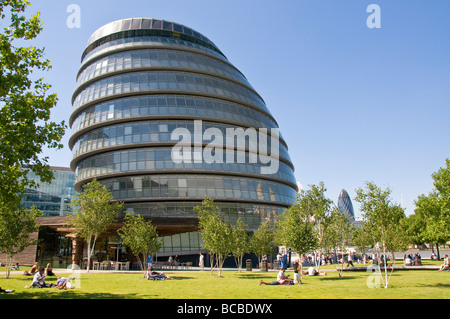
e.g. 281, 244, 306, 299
86, 236, 97, 273
86, 240, 91, 272
315, 250, 322, 273
217, 255, 224, 277
5, 255, 11, 279
436, 243, 441, 260
209, 252, 214, 276
139, 254, 147, 277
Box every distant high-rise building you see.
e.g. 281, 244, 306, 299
337, 189, 355, 221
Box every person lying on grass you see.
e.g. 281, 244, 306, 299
145, 266, 173, 280
0, 287, 14, 293
55, 277, 75, 289
259, 268, 293, 285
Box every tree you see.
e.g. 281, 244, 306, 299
275, 202, 317, 276
429, 158, 450, 251
410, 159, 450, 260
250, 219, 276, 269
294, 182, 333, 272
351, 222, 373, 264
0, 205, 42, 278
118, 212, 162, 275
68, 179, 123, 272
355, 182, 409, 288
324, 206, 353, 277
414, 192, 449, 259
0, 0, 67, 211
195, 197, 232, 277
229, 218, 249, 272
404, 210, 427, 247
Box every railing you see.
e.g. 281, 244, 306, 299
151, 261, 192, 270
92, 261, 130, 271
90, 260, 192, 271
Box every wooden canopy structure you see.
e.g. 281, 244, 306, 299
36, 216, 199, 266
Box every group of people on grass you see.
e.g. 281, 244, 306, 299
5, 252, 448, 292
404, 253, 422, 266
259, 259, 328, 286
20, 262, 74, 289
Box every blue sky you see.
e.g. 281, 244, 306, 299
23, 0, 450, 219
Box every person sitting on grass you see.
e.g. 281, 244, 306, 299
404, 255, 412, 266
25, 267, 55, 288
45, 263, 55, 276
439, 255, 449, 271
145, 266, 173, 280
301, 266, 327, 276
23, 262, 39, 276
259, 268, 293, 285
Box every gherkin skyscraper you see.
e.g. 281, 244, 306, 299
70, 18, 297, 254
337, 189, 355, 221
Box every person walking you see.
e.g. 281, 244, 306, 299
347, 253, 355, 267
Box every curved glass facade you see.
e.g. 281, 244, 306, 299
72, 70, 270, 116
74, 147, 297, 187
71, 119, 292, 164
337, 189, 355, 221
70, 95, 279, 138
70, 18, 297, 242
76, 49, 252, 90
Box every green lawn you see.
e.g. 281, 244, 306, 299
0, 266, 448, 299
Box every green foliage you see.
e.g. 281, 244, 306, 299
410, 159, 450, 257
429, 158, 450, 241
250, 219, 276, 266
275, 200, 317, 273
118, 212, 162, 272
0, 205, 42, 278
295, 182, 333, 222
324, 207, 353, 276
280, 183, 333, 271
195, 197, 232, 276
354, 182, 409, 288
0, 0, 67, 210
351, 223, 373, 254
229, 218, 249, 271
69, 179, 123, 271
355, 182, 408, 251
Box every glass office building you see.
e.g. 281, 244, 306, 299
70, 18, 298, 255
337, 189, 355, 221
21, 166, 76, 217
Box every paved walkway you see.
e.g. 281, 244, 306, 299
337, 265, 441, 271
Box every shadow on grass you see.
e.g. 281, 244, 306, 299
318, 276, 357, 281
165, 276, 195, 280
418, 282, 450, 288
236, 274, 276, 280
0, 290, 147, 299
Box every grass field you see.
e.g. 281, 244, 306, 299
0, 262, 448, 299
